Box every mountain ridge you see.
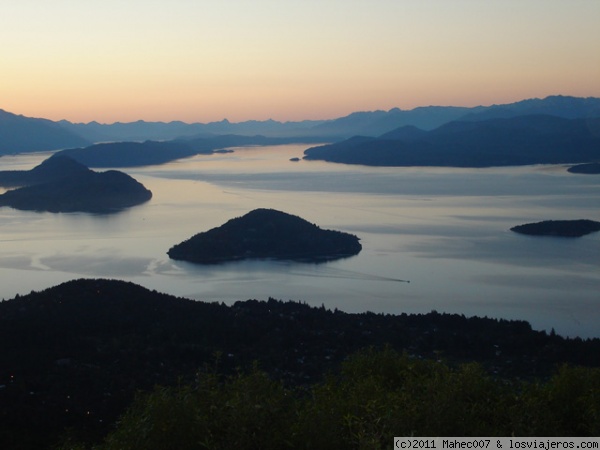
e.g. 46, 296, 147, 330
2, 95, 600, 152
303, 115, 600, 167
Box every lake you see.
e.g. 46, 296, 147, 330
1, 144, 599, 338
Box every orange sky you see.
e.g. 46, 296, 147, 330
1, 0, 599, 124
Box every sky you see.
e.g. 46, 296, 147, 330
1, 0, 599, 124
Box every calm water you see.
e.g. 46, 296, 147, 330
1, 145, 599, 338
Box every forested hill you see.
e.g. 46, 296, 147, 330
168, 208, 362, 263
1, 278, 599, 448
0, 155, 152, 213
303, 115, 600, 167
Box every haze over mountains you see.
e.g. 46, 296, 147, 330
0, 109, 90, 154
2, 95, 600, 156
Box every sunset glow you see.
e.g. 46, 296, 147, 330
1, 0, 599, 123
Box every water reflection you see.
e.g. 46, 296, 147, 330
0, 144, 599, 338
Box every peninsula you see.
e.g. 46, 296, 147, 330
510, 219, 600, 237
303, 116, 600, 168
0, 155, 152, 213
568, 163, 600, 174
168, 208, 362, 263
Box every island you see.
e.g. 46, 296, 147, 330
0, 155, 152, 213
510, 219, 600, 237
167, 208, 362, 263
568, 163, 600, 174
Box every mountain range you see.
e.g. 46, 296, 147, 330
303, 115, 600, 167
1, 95, 599, 155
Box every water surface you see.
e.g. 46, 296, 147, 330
0, 145, 598, 338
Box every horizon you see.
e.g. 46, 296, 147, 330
1, 1, 599, 124
5, 93, 598, 126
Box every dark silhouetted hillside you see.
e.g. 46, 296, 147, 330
56, 140, 199, 167
1, 278, 600, 448
511, 219, 600, 237
168, 208, 362, 263
303, 115, 600, 167
0, 154, 90, 187
0, 156, 151, 213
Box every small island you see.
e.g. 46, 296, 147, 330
0, 155, 152, 213
510, 219, 600, 237
168, 208, 362, 263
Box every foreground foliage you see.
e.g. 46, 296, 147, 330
3, 279, 600, 449
62, 348, 600, 450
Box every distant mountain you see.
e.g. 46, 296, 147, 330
2, 95, 600, 152
168, 208, 362, 263
303, 115, 600, 167
461, 95, 600, 122
58, 118, 326, 142
0, 109, 89, 154
58, 107, 477, 143
54, 95, 600, 142
58, 119, 206, 142
309, 106, 481, 138
0, 155, 152, 213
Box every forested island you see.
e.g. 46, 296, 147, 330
0, 278, 599, 448
511, 219, 600, 237
168, 208, 362, 263
0, 155, 151, 213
